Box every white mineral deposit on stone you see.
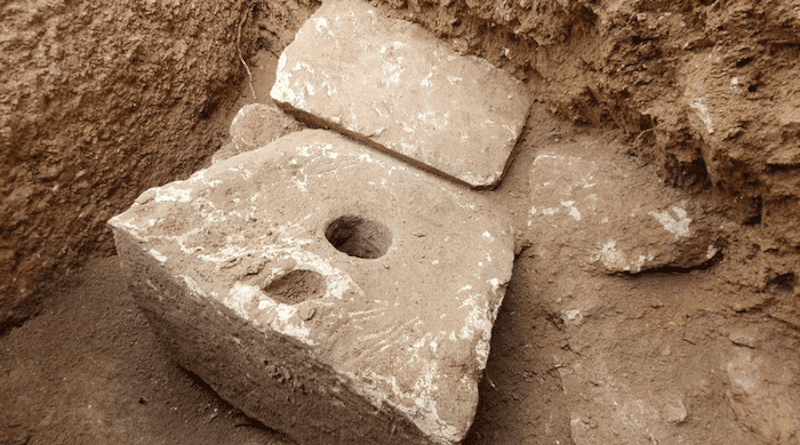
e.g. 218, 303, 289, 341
594, 240, 626, 270
561, 200, 581, 220
344, 368, 461, 445
690, 98, 714, 134
533, 153, 561, 164
460, 293, 496, 364
648, 206, 691, 239
379, 48, 404, 87
164, 227, 200, 255
312, 17, 332, 35
153, 185, 192, 203
271, 55, 304, 108
257, 294, 313, 343
228, 282, 315, 345
108, 217, 149, 242
291, 175, 308, 193
224, 283, 261, 316
456, 171, 498, 187
180, 274, 206, 297
563, 308, 582, 323
198, 245, 249, 265
420, 72, 433, 87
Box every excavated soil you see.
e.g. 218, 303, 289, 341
2, 0, 800, 444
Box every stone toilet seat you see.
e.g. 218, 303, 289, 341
110, 129, 514, 444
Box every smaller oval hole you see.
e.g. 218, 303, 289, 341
262, 270, 326, 305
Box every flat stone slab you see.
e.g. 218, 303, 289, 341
270, 0, 530, 189
527, 147, 720, 273
109, 129, 513, 445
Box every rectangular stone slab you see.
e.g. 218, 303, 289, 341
270, 0, 531, 189
109, 129, 514, 445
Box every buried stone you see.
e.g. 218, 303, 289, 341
109, 129, 513, 445
527, 147, 721, 274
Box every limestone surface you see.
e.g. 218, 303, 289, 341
109, 129, 513, 445
527, 147, 720, 274
212, 102, 305, 164
723, 334, 800, 443
270, 0, 530, 189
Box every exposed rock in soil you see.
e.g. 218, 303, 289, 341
528, 146, 722, 274
213, 102, 305, 164
364, 0, 800, 318
2, 0, 800, 442
723, 330, 800, 444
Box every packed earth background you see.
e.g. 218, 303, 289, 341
1, 0, 799, 444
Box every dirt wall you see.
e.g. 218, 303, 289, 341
0, 0, 255, 329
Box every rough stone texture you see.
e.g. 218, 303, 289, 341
212, 102, 305, 165
109, 129, 514, 445
553, 321, 742, 445
723, 339, 800, 444
270, 0, 531, 189
527, 143, 721, 274
0, 0, 256, 330
561, 351, 693, 445
5, 0, 800, 345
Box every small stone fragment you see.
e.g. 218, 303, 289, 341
527, 148, 720, 274
661, 398, 688, 424
271, 0, 530, 188
728, 326, 759, 348
212, 102, 304, 164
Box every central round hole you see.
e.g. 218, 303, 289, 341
325, 216, 391, 259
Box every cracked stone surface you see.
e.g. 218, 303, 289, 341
527, 144, 721, 274
270, 0, 530, 189
109, 129, 514, 445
